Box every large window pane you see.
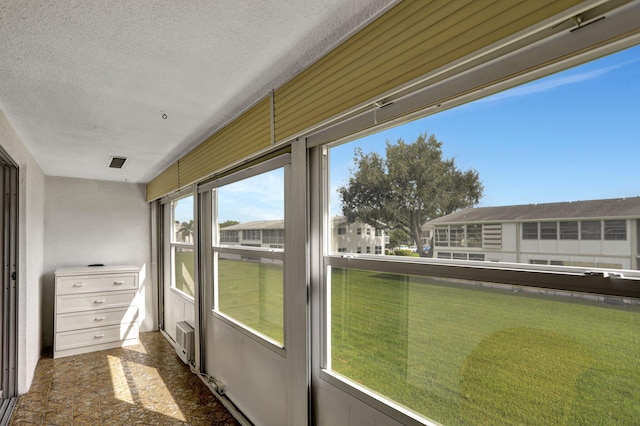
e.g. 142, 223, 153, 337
171, 194, 194, 297
323, 43, 640, 424
540, 222, 557, 240
327, 45, 640, 269
172, 196, 194, 243
214, 166, 285, 345
216, 168, 285, 249
217, 254, 283, 344
329, 267, 640, 424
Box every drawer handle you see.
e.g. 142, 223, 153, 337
113, 281, 125, 285
94, 334, 105, 338
73, 283, 85, 287
94, 316, 106, 321
94, 299, 106, 304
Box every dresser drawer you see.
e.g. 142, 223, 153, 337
55, 323, 138, 352
56, 291, 136, 314
56, 306, 138, 332
57, 274, 137, 295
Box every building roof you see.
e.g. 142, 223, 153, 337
221, 220, 284, 231
427, 197, 640, 224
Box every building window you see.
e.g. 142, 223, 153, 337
170, 194, 195, 297
452, 252, 467, 260
468, 253, 485, 261
522, 222, 538, 240
604, 220, 626, 240
435, 227, 449, 246
530, 259, 548, 265
450, 225, 464, 247
337, 227, 347, 235
540, 222, 558, 240
581, 221, 601, 240
467, 224, 482, 248
366, 246, 371, 254
356, 247, 362, 253
375, 228, 383, 237
242, 230, 261, 240
375, 246, 382, 254
263, 229, 285, 245
220, 229, 239, 243
560, 221, 578, 240
357, 227, 362, 235
437, 252, 452, 259
338, 248, 347, 253
366, 227, 371, 235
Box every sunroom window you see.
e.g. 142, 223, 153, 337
170, 194, 195, 297
210, 162, 286, 347
321, 42, 640, 425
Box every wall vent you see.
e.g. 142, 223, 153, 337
175, 321, 195, 365
108, 156, 127, 168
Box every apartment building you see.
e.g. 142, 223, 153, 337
429, 197, 640, 270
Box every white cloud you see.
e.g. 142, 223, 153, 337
479, 63, 627, 103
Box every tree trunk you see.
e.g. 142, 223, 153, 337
410, 212, 426, 257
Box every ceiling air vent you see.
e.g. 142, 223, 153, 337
108, 156, 127, 169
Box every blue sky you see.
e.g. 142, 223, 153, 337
177, 44, 640, 224
330, 43, 640, 213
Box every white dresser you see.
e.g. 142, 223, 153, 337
54, 265, 140, 358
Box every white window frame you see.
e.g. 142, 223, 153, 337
164, 188, 196, 300
200, 154, 291, 353
308, 13, 640, 422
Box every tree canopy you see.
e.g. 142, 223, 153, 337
178, 219, 194, 243
338, 132, 483, 257
219, 220, 240, 228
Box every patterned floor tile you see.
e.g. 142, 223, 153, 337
9, 332, 240, 425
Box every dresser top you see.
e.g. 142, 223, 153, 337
55, 265, 140, 276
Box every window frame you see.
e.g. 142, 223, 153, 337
316, 136, 640, 424
306, 11, 640, 424
168, 191, 196, 299
201, 154, 291, 353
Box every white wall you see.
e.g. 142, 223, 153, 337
0, 110, 46, 394
43, 177, 154, 348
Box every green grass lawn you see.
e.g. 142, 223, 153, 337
217, 257, 284, 344
174, 249, 195, 297
208, 260, 640, 424
331, 268, 640, 425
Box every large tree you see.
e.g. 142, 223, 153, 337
338, 132, 483, 257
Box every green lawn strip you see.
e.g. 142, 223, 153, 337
331, 268, 640, 425
174, 249, 195, 296
217, 258, 284, 343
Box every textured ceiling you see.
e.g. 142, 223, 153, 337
0, 0, 395, 183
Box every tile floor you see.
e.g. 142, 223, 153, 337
10, 332, 240, 425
